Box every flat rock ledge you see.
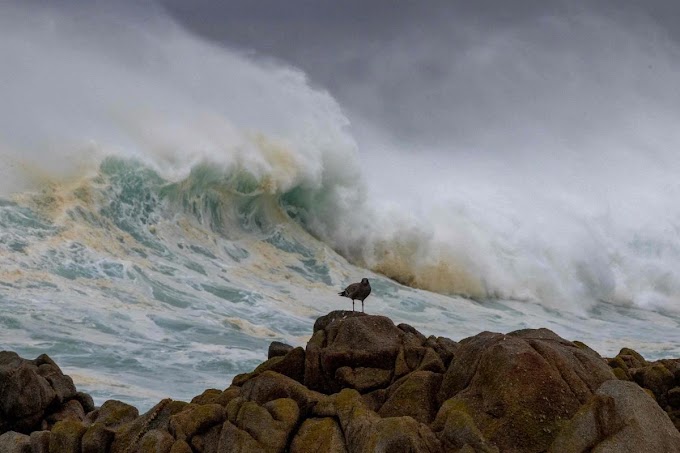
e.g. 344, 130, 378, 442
2, 310, 680, 452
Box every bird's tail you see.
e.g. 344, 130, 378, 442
338, 291, 346, 297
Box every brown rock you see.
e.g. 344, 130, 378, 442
217, 420, 262, 451
415, 347, 446, 373
110, 399, 178, 453
81, 423, 115, 453
191, 387, 241, 407
669, 408, 680, 432
335, 366, 392, 393
304, 313, 404, 393
617, 347, 648, 369
659, 358, 680, 382
169, 439, 193, 453
169, 403, 225, 441
0, 431, 31, 453
86, 399, 139, 428
269, 347, 306, 383
30, 430, 50, 453
426, 336, 459, 368
332, 389, 442, 452
631, 363, 674, 405
268, 341, 294, 359
290, 417, 347, 453
73, 391, 96, 414
607, 355, 631, 379
138, 429, 175, 453
438, 328, 615, 452
611, 366, 630, 381
44, 399, 86, 428
549, 380, 680, 452
379, 371, 442, 424
404, 346, 427, 371
361, 388, 388, 412
239, 371, 324, 415
48, 419, 87, 453
313, 310, 366, 333
0, 351, 56, 432
191, 389, 222, 405
398, 323, 427, 343
668, 386, 680, 407
221, 397, 300, 452
36, 362, 76, 404
153, 400, 192, 431
394, 348, 410, 379
190, 423, 222, 453
234, 347, 306, 385
431, 401, 498, 453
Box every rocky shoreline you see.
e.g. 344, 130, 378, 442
2, 310, 680, 452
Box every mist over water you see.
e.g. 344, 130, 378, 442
2, 2, 680, 312
324, 9, 680, 311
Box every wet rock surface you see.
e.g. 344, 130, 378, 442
2, 310, 680, 452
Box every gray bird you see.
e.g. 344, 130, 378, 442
338, 278, 371, 312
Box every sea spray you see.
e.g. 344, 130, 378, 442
3, 4, 680, 410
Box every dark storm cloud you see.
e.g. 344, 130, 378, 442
158, 0, 680, 150
20, 0, 679, 151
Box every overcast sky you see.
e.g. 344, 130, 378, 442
14, 0, 680, 156
157, 1, 680, 151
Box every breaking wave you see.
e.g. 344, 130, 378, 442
2, 1, 680, 316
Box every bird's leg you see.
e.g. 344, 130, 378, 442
362, 300, 364, 313
352, 300, 355, 312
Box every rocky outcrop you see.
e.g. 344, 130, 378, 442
607, 347, 680, 432
436, 328, 616, 452
2, 311, 680, 452
0, 352, 84, 434
549, 380, 680, 452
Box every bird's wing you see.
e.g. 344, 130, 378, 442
343, 282, 360, 297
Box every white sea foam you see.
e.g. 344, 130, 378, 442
3, 3, 680, 312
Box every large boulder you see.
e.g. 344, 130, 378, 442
86, 400, 139, 428
34, 354, 77, 404
268, 341, 294, 359
0, 352, 57, 433
240, 371, 325, 414
631, 363, 674, 406
138, 428, 175, 452
219, 397, 300, 452
437, 328, 616, 452
0, 431, 31, 453
109, 399, 189, 453
191, 387, 240, 407
549, 380, 680, 452
0, 352, 96, 436
431, 401, 498, 452
233, 347, 306, 385
331, 389, 442, 452
169, 403, 225, 441
304, 312, 405, 394
312, 311, 367, 333
378, 371, 442, 424
607, 349, 680, 428
81, 423, 115, 453
48, 419, 87, 453
290, 417, 347, 453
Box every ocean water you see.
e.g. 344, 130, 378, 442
2, 3, 680, 411
2, 156, 680, 411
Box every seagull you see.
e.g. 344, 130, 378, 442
338, 278, 372, 312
